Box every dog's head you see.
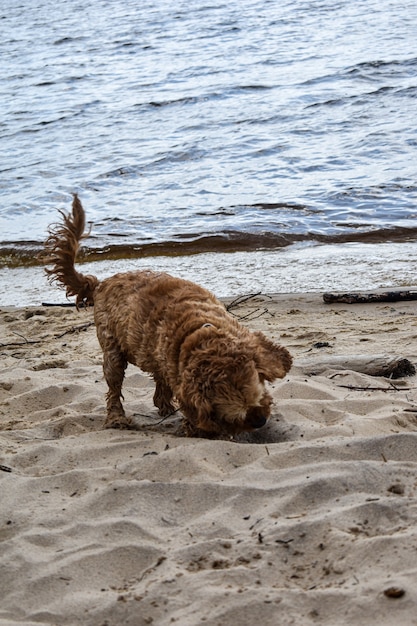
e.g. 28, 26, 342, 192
178, 330, 292, 435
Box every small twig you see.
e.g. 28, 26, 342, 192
2, 322, 94, 348
152, 408, 181, 425
226, 292, 262, 311
13, 331, 30, 343
137, 556, 166, 583
54, 322, 95, 338
388, 380, 402, 391
133, 408, 180, 426
0, 339, 42, 348
236, 307, 269, 321
1, 330, 41, 348
249, 518, 263, 530
338, 384, 410, 392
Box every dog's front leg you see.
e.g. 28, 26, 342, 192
102, 348, 133, 429
153, 373, 175, 417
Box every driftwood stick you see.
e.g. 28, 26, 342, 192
42, 302, 78, 307
295, 355, 416, 379
323, 290, 417, 304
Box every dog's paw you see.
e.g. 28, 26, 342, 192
103, 414, 135, 430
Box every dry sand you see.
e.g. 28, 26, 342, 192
1, 292, 417, 625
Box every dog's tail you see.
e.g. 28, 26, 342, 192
44, 194, 100, 307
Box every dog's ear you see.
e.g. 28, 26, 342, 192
252, 332, 292, 382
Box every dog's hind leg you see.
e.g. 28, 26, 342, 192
102, 347, 133, 429
153, 373, 175, 417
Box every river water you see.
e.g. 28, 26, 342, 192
1, 0, 417, 304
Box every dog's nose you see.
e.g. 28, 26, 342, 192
245, 405, 269, 430
251, 414, 267, 429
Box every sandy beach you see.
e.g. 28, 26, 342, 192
1, 291, 417, 625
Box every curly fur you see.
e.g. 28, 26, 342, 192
44, 195, 292, 436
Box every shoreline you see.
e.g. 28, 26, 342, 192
2, 240, 417, 307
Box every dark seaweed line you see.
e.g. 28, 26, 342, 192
2, 225, 417, 268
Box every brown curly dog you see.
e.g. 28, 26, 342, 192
44, 195, 292, 436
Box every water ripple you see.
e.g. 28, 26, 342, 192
1, 0, 417, 269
